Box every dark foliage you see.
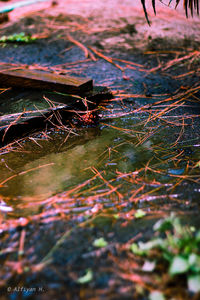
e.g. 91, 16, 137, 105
141, 0, 199, 24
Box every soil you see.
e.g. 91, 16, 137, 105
0, 1, 200, 299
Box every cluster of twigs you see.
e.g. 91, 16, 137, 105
0, 83, 199, 299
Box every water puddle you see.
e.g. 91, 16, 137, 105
0, 119, 150, 202
0, 100, 199, 217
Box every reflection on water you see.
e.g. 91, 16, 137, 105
1, 105, 198, 218
0, 117, 153, 203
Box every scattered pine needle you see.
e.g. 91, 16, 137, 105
66, 34, 97, 61
89, 46, 124, 71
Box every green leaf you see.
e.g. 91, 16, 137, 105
77, 269, 93, 284
189, 253, 199, 266
153, 217, 173, 232
163, 251, 173, 262
113, 214, 119, 219
188, 253, 200, 272
172, 217, 184, 235
188, 275, 200, 293
93, 237, 108, 248
149, 291, 165, 300
134, 209, 146, 219
196, 230, 200, 241
130, 243, 145, 256
138, 238, 163, 251
169, 256, 189, 276
190, 226, 196, 232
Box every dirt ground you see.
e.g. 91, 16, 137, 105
0, 1, 200, 300
0, 0, 198, 48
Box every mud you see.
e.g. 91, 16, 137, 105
0, 1, 199, 299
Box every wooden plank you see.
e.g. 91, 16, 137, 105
0, 86, 113, 146
0, 63, 93, 94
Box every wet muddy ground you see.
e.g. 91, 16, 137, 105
0, 1, 200, 299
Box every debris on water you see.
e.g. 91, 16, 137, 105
77, 269, 93, 284
168, 168, 185, 175
0, 199, 13, 212
93, 237, 108, 248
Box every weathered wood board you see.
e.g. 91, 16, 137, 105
0, 86, 113, 146
0, 63, 93, 94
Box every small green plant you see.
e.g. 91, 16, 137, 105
131, 213, 200, 293
0, 32, 36, 44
